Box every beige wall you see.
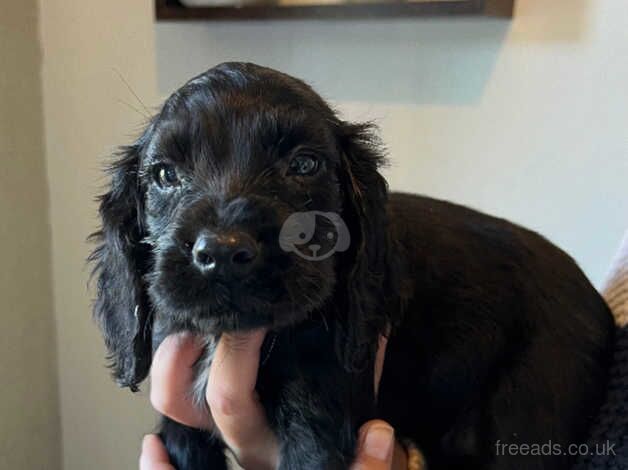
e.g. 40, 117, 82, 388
37, 1, 158, 469
37, 0, 627, 469
0, 2, 61, 469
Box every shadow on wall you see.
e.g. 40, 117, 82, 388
156, 19, 509, 105
154, 0, 590, 105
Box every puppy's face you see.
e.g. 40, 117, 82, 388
92, 63, 389, 387
141, 67, 344, 332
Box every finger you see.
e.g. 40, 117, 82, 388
374, 334, 389, 398
139, 434, 176, 470
206, 329, 278, 470
351, 420, 395, 470
150, 333, 212, 430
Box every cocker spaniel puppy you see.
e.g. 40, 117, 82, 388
90, 62, 614, 470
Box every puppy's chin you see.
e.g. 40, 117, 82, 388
148, 270, 334, 335
151, 290, 324, 335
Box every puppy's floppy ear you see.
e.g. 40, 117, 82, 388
89, 139, 152, 391
335, 121, 398, 372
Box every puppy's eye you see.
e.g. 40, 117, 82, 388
288, 155, 319, 176
152, 164, 180, 189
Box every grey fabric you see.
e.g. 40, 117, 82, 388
604, 232, 628, 328
574, 232, 628, 469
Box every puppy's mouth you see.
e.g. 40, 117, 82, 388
150, 273, 305, 333
206, 280, 285, 314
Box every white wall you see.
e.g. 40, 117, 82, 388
0, 2, 61, 469
156, 0, 627, 286
38, 0, 627, 469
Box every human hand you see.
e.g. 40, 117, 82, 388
140, 419, 399, 469
141, 331, 405, 469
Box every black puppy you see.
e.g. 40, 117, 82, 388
90, 62, 614, 470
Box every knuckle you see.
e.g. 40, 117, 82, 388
150, 387, 175, 416
221, 333, 255, 352
236, 454, 262, 470
206, 385, 240, 417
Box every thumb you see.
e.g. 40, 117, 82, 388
351, 420, 395, 470
139, 434, 176, 470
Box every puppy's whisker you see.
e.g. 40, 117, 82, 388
116, 99, 149, 120
112, 67, 151, 117
319, 312, 330, 331
244, 165, 276, 191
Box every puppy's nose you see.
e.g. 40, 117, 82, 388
192, 231, 259, 277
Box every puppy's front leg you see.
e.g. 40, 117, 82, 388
159, 416, 228, 470
273, 380, 354, 469
268, 369, 374, 470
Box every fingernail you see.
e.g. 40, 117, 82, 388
364, 424, 394, 461
141, 434, 153, 450
173, 331, 193, 343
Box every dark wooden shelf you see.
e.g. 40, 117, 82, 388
155, 0, 514, 21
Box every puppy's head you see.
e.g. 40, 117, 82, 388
90, 62, 390, 389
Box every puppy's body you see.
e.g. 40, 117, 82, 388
91, 63, 613, 470
379, 193, 614, 469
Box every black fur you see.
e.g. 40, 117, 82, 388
90, 62, 614, 469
